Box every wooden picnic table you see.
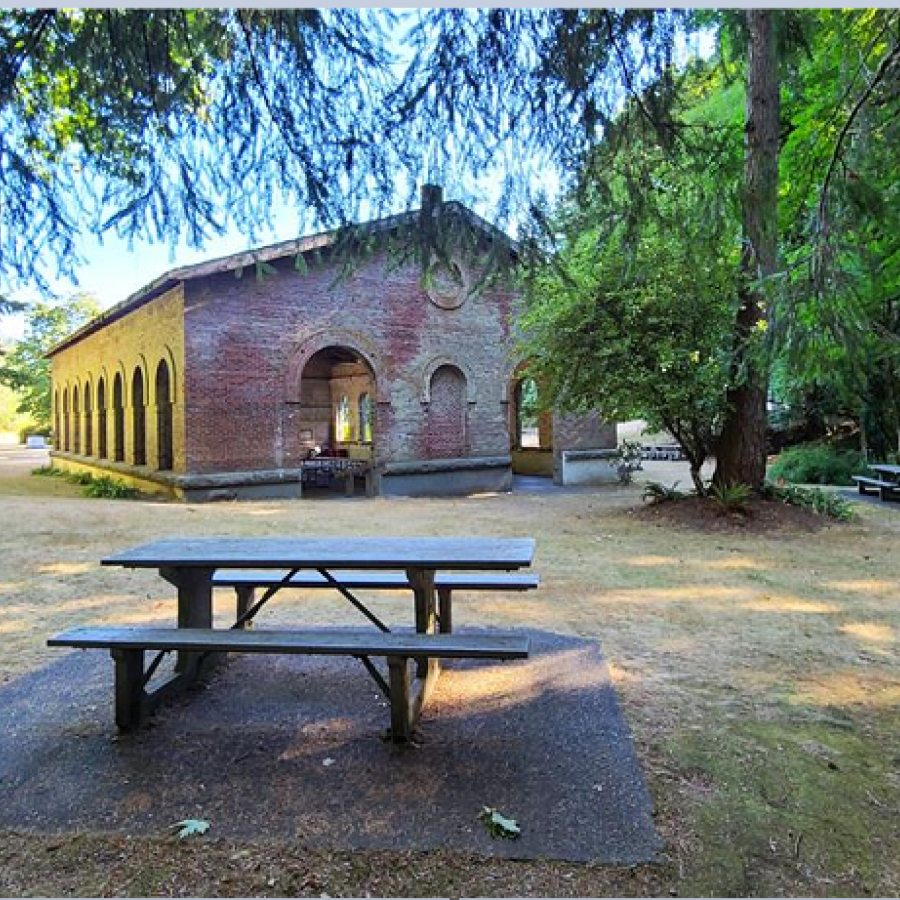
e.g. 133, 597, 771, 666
869, 463, 900, 480
852, 463, 900, 501
87, 536, 535, 737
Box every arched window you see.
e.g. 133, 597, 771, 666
336, 394, 352, 442
72, 385, 81, 454
132, 367, 146, 466
63, 388, 70, 451
54, 391, 60, 449
97, 379, 107, 459
113, 373, 125, 462
83, 381, 93, 456
427, 365, 467, 458
358, 393, 373, 444
156, 359, 173, 470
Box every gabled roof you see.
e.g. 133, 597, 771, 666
47, 199, 517, 358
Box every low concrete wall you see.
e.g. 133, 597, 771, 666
379, 455, 513, 497
50, 452, 303, 501
51, 453, 178, 499
49, 451, 514, 500
560, 449, 621, 486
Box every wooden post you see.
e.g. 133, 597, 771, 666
407, 567, 437, 679
112, 648, 145, 730
437, 587, 452, 634
160, 566, 215, 674
387, 655, 411, 742
235, 585, 255, 628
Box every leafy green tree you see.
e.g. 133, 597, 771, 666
0, 294, 101, 432
774, 9, 900, 459
0, 383, 27, 432
519, 126, 740, 494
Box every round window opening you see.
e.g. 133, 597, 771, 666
425, 259, 469, 310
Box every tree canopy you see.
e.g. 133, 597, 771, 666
523, 9, 900, 483
0, 8, 691, 293
0, 294, 101, 431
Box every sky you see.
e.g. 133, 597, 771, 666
0, 199, 311, 342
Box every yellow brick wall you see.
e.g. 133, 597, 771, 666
50, 285, 186, 473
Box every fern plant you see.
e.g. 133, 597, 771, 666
642, 481, 686, 504
82, 475, 140, 499
709, 482, 752, 514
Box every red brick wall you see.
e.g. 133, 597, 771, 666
183, 250, 519, 474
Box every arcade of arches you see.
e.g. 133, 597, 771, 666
53, 358, 176, 475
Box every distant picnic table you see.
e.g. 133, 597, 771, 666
852, 463, 900, 502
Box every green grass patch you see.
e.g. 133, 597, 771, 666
668, 719, 900, 896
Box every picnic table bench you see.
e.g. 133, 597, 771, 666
852, 463, 900, 502
48, 537, 536, 742
212, 569, 540, 634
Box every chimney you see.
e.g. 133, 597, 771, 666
420, 183, 443, 217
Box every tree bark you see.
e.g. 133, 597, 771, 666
713, 10, 780, 490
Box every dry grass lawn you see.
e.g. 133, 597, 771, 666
0, 448, 898, 897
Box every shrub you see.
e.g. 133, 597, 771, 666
31, 466, 140, 499
764, 482, 856, 521
81, 475, 141, 499
767, 443, 867, 486
616, 439, 644, 485
642, 481, 686, 504
709, 481, 752, 514
32, 465, 64, 477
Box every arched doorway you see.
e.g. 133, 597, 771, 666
156, 360, 174, 471
62, 388, 70, 451
72, 385, 80, 454
297, 346, 376, 458
97, 379, 107, 459
83, 381, 93, 456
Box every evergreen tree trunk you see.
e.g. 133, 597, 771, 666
713, 10, 780, 490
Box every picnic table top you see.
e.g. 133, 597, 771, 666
102, 536, 536, 571
869, 463, 900, 477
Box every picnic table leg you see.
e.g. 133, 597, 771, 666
387, 655, 412, 741
112, 647, 145, 730
386, 654, 440, 742
235, 585, 255, 629
438, 587, 452, 634
407, 567, 438, 681
160, 565, 216, 675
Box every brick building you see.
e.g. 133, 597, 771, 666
48, 190, 615, 500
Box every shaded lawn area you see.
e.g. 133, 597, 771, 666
0, 464, 898, 896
